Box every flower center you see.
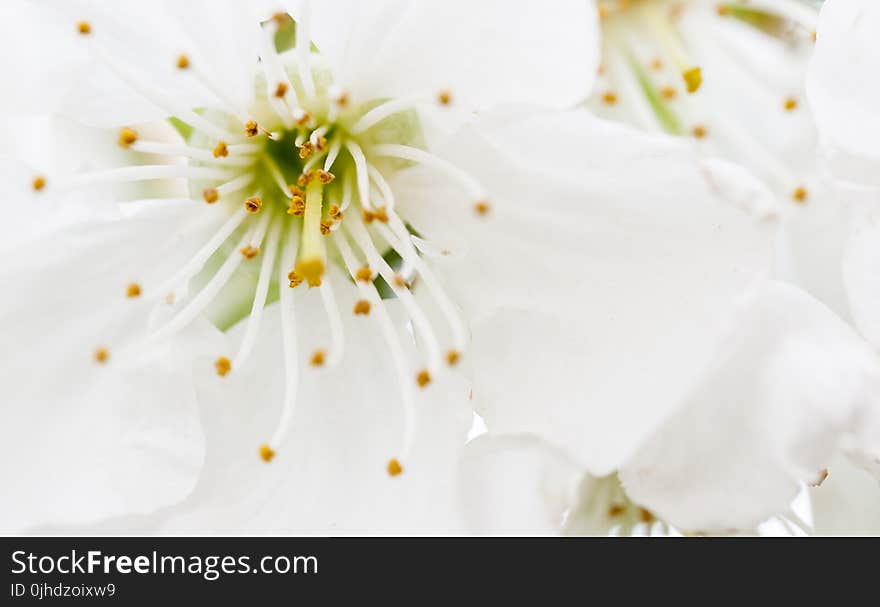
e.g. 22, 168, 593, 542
592, 0, 818, 202
67, 13, 486, 474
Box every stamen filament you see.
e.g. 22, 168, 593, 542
370, 144, 486, 200
295, 179, 326, 286
65, 165, 234, 189
130, 141, 255, 166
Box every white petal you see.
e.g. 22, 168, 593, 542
394, 110, 777, 474
0, 204, 227, 532
807, 0, 880, 183
459, 434, 581, 535
297, 0, 599, 111
151, 288, 472, 534
620, 281, 880, 532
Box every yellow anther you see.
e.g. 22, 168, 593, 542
602, 91, 618, 105
328, 204, 343, 220
716, 5, 730, 17
118, 127, 138, 148
295, 258, 324, 288
296, 111, 312, 127
355, 266, 373, 283
353, 299, 371, 315
274, 82, 288, 98
77, 21, 92, 35
638, 508, 655, 523
244, 196, 262, 213
297, 172, 313, 187
335, 91, 350, 108
287, 196, 305, 216
289, 185, 304, 198
683, 67, 702, 93
259, 444, 276, 463
203, 187, 220, 204
315, 136, 328, 151
650, 57, 664, 71
165, 293, 176, 305
215, 356, 231, 377
362, 209, 376, 224
31, 176, 46, 192
784, 97, 798, 111
474, 201, 491, 216
93, 346, 109, 364
373, 206, 389, 223
213, 141, 229, 158
792, 186, 808, 203
317, 170, 335, 184
438, 90, 452, 106
288, 271, 303, 289
244, 120, 259, 137
126, 283, 141, 298
608, 504, 626, 517
387, 458, 403, 477
661, 86, 677, 100
240, 244, 260, 259
310, 350, 326, 367
298, 141, 315, 159
320, 220, 332, 236
393, 274, 408, 289
416, 369, 431, 388
692, 124, 708, 139
446, 350, 460, 366
176, 54, 190, 70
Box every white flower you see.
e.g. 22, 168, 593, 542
456, 1, 880, 536
0, 0, 608, 533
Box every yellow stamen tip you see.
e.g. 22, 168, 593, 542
310, 350, 326, 367
387, 458, 403, 477
31, 176, 47, 192
416, 369, 431, 388
692, 124, 708, 139
602, 91, 618, 105
784, 97, 798, 111
77, 21, 92, 36
274, 82, 288, 98
126, 283, 141, 298
474, 201, 491, 216
215, 356, 231, 377
792, 186, 808, 203
239, 245, 260, 259
118, 127, 138, 148
437, 90, 452, 106
245, 120, 259, 137
93, 347, 109, 364
176, 54, 190, 70
259, 444, 276, 463
353, 299, 372, 316
213, 141, 229, 158
446, 350, 460, 366
244, 196, 263, 213
203, 187, 219, 204
683, 67, 702, 93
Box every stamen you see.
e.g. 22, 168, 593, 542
31, 176, 46, 192
602, 91, 618, 105
446, 350, 460, 366
232, 219, 280, 371
355, 266, 373, 282
244, 196, 263, 213
245, 121, 259, 137
126, 283, 142, 298
323, 138, 343, 172
351, 94, 430, 134
213, 141, 229, 158
240, 245, 260, 259
692, 124, 708, 138
259, 444, 276, 463
118, 127, 139, 148
416, 369, 431, 388
64, 165, 234, 189
203, 187, 220, 203
368, 164, 395, 210
274, 82, 288, 98
783, 97, 798, 111
317, 278, 345, 367
310, 350, 326, 366
370, 144, 486, 201
265, 223, 301, 456
294, 0, 317, 100
336, 233, 416, 459
474, 201, 491, 216
387, 458, 403, 477
77, 21, 92, 36
345, 140, 373, 210
215, 356, 232, 377
437, 90, 452, 105
353, 299, 371, 315
93, 347, 109, 363
791, 186, 808, 203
